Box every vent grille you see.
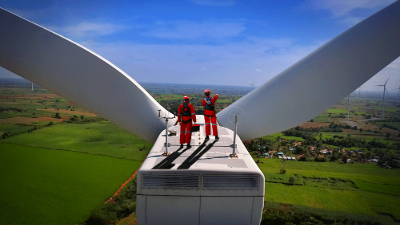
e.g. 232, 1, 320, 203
142, 174, 199, 189
203, 174, 259, 189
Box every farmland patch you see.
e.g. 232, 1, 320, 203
37, 108, 97, 116
259, 159, 400, 220
0, 116, 63, 124
0, 143, 140, 225
1, 122, 152, 161
299, 122, 331, 129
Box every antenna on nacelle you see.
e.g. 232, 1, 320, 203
159, 108, 175, 156
31, 82, 35, 97
227, 107, 245, 157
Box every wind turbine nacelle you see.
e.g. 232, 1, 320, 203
136, 116, 265, 225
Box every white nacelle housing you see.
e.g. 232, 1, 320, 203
137, 116, 265, 225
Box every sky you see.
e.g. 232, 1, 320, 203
0, 0, 399, 93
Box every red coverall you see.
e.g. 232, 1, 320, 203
177, 101, 196, 144
202, 94, 218, 136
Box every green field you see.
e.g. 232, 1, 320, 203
368, 105, 399, 113
0, 143, 141, 225
375, 122, 400, 130
2, 86, 400, 224
0, 123, 36, 135
153, 94, 184, 102
0, 87, 153, 224
262, 132, 304, 141
0, 88, 94, 119
312, 113, 335, 123
325, 108, 348, 114
1, 122, 152, 161
258, 159, 400, 221
0, 120, 151, 224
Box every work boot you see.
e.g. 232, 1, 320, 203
180, 144, 184, 148
215, 136, 219, 140
187, 144, 191, 148
205, 136, 209, 141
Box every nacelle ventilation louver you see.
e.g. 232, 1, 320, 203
142, 173, 259, 190
203, 174, 259, 189
142, 174, 199, 189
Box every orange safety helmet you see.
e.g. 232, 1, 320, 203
204, 89, 210, 95
184, 95, 190, 100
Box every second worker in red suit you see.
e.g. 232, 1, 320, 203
202, 89, 219, 141
177, 95, 196, 148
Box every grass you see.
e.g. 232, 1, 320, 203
1, 121, 152, 161
284, 160, 400, 186
0, 143, 141, 225
0, 88, 93, 119
265, 182, 400, 220
376, 122, 400, 130
116, 213, 138, 225
317, 132, 379, 140
262, 201, 382, 224
0, 123, 36, 135
312, 113, 334, 123
2, 87, 399, 224
353, 180, 400, 197
0, 87, 153, 224
284, 160, 399, 177
262, 132, 304, 141
265, 183, 375, 215
153, 94, 184, 102
258, 159, 400, 220
325, 109, 348, 114
369, 105, 399, 113
0, 107, 53, 119
216, 96, 241, 104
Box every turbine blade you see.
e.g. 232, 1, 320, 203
0, 8, 174, 142
217, 1, 400, 140
385, 76, 391, 86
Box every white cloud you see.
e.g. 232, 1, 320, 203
142, 21, 245, 39
57, 22, 128, 38
246, 37, 294, 49
77, 36, 400, 91
191, 0, 235, 7
308, 0, 396, 17
340, 17, 363, 26
79, 37, 322, 86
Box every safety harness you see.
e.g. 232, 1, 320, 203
204, 97, 215, 111
181, 102, 193, 123
204, 97, 216, 118
181, 102, 191, 116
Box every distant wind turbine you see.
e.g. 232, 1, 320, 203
346, 92, 356, 121
357, 86, 364, 104
31, 82, 35, 97
249, 80, 255, 90
376, 77, 390, 119
347, 95, 350, 121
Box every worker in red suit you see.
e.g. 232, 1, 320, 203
177, 95, 196, 148
202, 89, 218, 141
